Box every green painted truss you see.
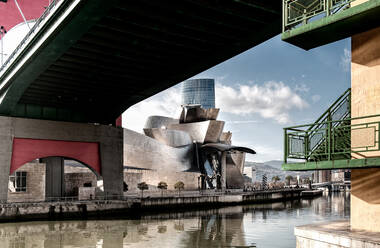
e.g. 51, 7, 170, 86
283, 88, 380, 171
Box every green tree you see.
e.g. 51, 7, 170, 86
272, 175, 280, 182
157, 181, 168, 197
285, 175, 293, 186
174, 181, 185, 196
137, 182, 148, 198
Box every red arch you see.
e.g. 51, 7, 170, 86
10, 138, 101, 175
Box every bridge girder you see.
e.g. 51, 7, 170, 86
0, 0, 281, 124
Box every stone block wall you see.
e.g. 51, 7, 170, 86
8, 162, 45, 203
64, 173, 97, 197
124, 168, 200, 192
78, 187, 96, 200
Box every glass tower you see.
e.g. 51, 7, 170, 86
181, 79, 215, 109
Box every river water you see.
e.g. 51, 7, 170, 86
0, 192, 350, 248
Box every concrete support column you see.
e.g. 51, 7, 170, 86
0, 116, 124, 202
99, 126, 124, 197
43, 157, 64, 199
0, 118, 13, 202
351, 26, 380, 232
351, 168, 380, 232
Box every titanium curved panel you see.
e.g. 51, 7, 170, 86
230, 152, 246, 174
226, 154, 245, 189
180, 107, 219, 123
124, 128, 195, 172
144, 116, 179, 129
143, 128, 192, 147
201, 143, 256, 154
168, 120, 224, 143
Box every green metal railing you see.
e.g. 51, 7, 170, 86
284, 114, 380, 163
283, 0, 357, 32
284, 88, 352, 163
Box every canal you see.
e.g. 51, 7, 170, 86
0, 192, 349, 247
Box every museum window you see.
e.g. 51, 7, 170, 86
9, 172, 27, 192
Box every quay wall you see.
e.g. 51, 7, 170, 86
0, 189, 305, 221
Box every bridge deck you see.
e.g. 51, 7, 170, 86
0, 0, 281, 124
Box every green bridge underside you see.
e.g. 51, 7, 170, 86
282, 0, 380, 50
0, 0, 281, 124
283, 157, 380, 171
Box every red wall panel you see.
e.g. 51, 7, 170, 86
10, 138, 101, 175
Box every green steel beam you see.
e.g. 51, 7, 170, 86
282, 157, 380, 171
11, 103, 87, 122
0, 0, 117, 122
282, 0, 380, 50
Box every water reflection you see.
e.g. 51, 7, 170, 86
0, 192, 350, 248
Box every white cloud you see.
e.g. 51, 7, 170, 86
225, 120, 261, 124
123, 81, 309, 132
312, 94, 321, 103
122, 87, 182, 132
340, 48, 351, 72
294, 83, 309, 93
216, 81, 308, 124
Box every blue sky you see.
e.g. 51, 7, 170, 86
123, 35, 351, 162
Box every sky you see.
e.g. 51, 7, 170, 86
123, 35, 351, 162
1, 15, 351, 163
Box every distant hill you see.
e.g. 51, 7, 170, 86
262, 160, 283, 170
245, 160, 312, 181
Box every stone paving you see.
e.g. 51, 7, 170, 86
295, 220, 380, 248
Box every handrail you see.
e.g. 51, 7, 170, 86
284, 112, 380, 130
283, 0, 357, 32
302, 88, 350, 158
284, 113, 380, 163
307, 88, 350, 131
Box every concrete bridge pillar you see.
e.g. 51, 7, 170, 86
0, 118, 13, 202
0, 116, 123, 202
351, 25, 380, 232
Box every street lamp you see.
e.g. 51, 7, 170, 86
0, 26, 7, 66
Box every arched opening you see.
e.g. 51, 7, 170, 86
8, 157, 103, 203
8, 138, 103, 202
62, 158, 102, 201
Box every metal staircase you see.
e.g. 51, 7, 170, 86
285, 88, 351, 162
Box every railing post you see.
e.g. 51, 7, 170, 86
303, 9, 307, 25
328, 111, 332, 160
304, 131, 309, 160
325, 0, 330, 16
282, 0, 285, 32
284, 128, 288, 163
348, 89, 351, 118
283, 0, 289, 32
